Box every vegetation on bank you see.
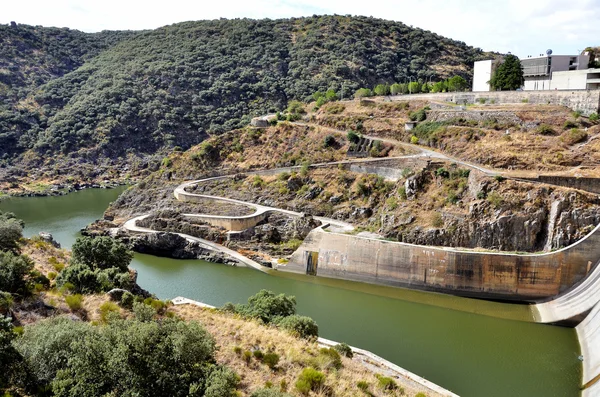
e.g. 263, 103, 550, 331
0, 16, 491, 165
1, 211, 430, 396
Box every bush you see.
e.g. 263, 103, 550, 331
435, 167, 449, 178
253, 350, 264, 361
410, 135, 419, 144
0, 251, 34, 294
133, 301, 156, 322
487, 191, 504, 208
323, 134, 336, 148
71, 236, 133, 273
536, 124, 555, 135
398, 186, 407, 200
347, 130, 360, 143
319, 347, 342, 369
204, 366, 239, 397
0, 211, 24, 252
354, 88, 373, 98
563, 120, 578, 129
415, 393, 427, 397
376, 374, 398, 391
334, 343, 353, 358
99, 301, 120, 323
494, 175, 506, 182
0, 292, 14, 315
233, 290, 296, 323
590, 113, 599, 122
64, 294, 83, 311
120, 291, 134, 309
243, 350, 252, 364
252, 175, 265, 188
295, 368, 325, 395
251, 388, 293, 397
276, 315, 319, 338
357, 380, 369, 393
18, 316, 218, 396
409, 108, 427, 122
263, 352, 280, 369
431, 212, 444, 228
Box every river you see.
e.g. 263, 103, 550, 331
0, 187, 582, 397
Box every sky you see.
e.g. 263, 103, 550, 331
2, 0, 599, 58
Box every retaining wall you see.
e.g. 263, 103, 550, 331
184, 212, 269, 232
279, 223, 600, 302
390, 90, 600, 116
512, 176, 600, 195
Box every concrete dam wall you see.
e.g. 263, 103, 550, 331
280, 223, 600, 302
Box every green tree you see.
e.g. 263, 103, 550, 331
71, 236, 133, 272
407, 81, 421, 94
447, 75, 467, 92
0, 211, 24, 253
373, 84, 390, 96
324, 89, 338, 101
0, 251, 34, 294
230, 289, 296, 323
421, 82, 431, 93
490, 54, 524, 91
390, 83, 402, 95
17, 316, 223, 397
354, 88, 373, 98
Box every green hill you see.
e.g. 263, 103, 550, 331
0, 16, 490, 173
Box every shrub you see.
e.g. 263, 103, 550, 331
409, 108, 427, 122
572, 110, 582, 118
0, 251, 34, 294
253, 350, 264, 361
376, 374, 398, 391
71, 236, 133, 273
233, 290, 296, 323
48, 271, 57, 280
65, 294, 83, 311
398, 186, 407, 200
204, 366, 239, 397
0, 211, 24, 252
99, 301, 120, 323
354, 88, 373, 98
590, 112, 599, 122
326, 103, 345, 114
494, 175, 506, 182
410, 135, 419, 144
286, 100, 305, 115
435, 167, 449, 178
0, 292, 13, 315
161, 157, 172, 168
263, 352, 280, 369
120, 291, 134, 309
133, 301, 156, 322
276, 315, 319, 338
563, 120, 578, 129
431, 212, 444, 228
319, 347, 342, 369
252, 175, 265, 188
487, 191, 504, 208
243, 350, 252, 364
251, 388, 293, 397
373, 84, 390, 96
415, 394, 427, 397
334, 343, 353, 358
295, 368, 325, 395
323, 134, 336, 148
233, 346, 242, 355
536, 124, 555, 135
357, 380, 370, 393
347, 130, 360, 143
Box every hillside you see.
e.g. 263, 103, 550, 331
0, 16, 492, 189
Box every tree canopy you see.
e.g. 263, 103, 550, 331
0, 16, 491, 169
489, 54, 524, 91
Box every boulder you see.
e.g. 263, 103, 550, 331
38, 232, 61, 248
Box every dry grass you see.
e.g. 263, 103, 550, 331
172, 304, 440, 397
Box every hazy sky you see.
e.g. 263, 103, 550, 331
2, 0, 599, 58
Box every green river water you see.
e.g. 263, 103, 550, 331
0, 187, 583, 397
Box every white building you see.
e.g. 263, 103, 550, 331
522, 53, 590, 90
473, 52, 598, 91
472, 59, 499, 92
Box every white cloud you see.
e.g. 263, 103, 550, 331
1, 0, 598, 58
